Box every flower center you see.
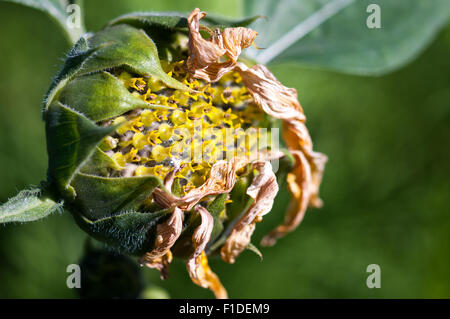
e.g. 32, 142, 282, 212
98, 60, 267, 195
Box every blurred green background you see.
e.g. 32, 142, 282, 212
0, 0, 449, 298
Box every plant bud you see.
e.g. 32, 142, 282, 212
41, 8, 327, 298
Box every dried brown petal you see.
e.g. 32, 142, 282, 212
260, 151, 311, 247
186, 8, 257, 82
153, 151, 283, 211
193, 251, 228, 299
237, 63, 327, 244
140, 251, 173, 280
140, 207, 183, 277
152, 187, 175, 209
163, 166, 184, 191
283, 123, 328, 208
186, 206, 227, 299
221, 161, 278, 263
153, 159, 240, 210
236, 63, 306, 122
221, 27, 258, 62
187, 9, 225, 67
163, 168, 176, 190
180, 159, 244, 210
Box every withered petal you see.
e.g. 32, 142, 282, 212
260, 151, 311, 247
186, 8, 257, 82
152, 187, 177, 209
221, 27, 258, 62
186, 206, 227, 298
163, 167, 177, 190
192, 251, 228, 299
140, 251, 173, 280
187, 8, 226, 68
283, 123, 328, 208
190, 206, 214, 259
140, 207, 183, 277
221, 161, 278, 263
153, 151, 283, 211
237, 63, 306, 122
190, 61, 237, 83
307, 150, 328, 208
236, 63, 328, 244
153, 160, 239, 210
181, 159, 242, 210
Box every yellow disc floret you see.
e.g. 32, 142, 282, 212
98, 60, 266, 195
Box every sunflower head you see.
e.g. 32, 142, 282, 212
43, 8, 327, 298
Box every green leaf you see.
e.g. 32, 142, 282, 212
109, 11, 260, 31
207, 193, 227, 243
45, 101, 116, 197
245, 0, 450, 75
224, 175, 254, 224
69, 173, 162, 220
109, 12, 190, 31
79, 24, 187, 91
3, 0, 86, 45
58, 71, 169, 122
207, 193, 228, 217
0, 188, 62, 223
171, 178, 183, 197
72, 209, 168, 255
207, 175, 254, 253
